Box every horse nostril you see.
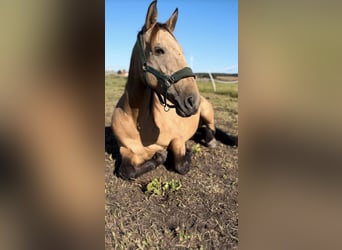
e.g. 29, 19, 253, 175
185, 96, 195, 109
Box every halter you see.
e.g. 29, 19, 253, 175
136, 30, 196, 111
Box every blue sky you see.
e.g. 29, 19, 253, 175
105, 0, 238, 73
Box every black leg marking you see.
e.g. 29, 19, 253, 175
152, 150, 168, 165
113, 154, 122, 176
116, 150, 168, 180
192, 126, 217, 148
117, 161, 137, 180
204, 127, 217, 148
174, 148, 192, 175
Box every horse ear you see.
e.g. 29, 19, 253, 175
165, 8, 178, 32
145, 0, 158, 30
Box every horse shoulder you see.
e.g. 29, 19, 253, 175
112, 97, 138, 142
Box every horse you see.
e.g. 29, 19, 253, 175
111, 0, 216, 180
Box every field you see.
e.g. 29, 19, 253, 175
105, 75, 238, 249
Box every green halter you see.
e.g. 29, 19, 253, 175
136, 31, 196, 111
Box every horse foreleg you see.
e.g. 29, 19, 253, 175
169, 138, 192, 175
199, 96, 217, 148
116, 147, 168, 180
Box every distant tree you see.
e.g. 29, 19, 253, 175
117, 70, 122, 75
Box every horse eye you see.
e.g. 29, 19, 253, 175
154, 47, 165, 55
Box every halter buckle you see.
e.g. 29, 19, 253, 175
164, 80, 172, 89
167, 76, 175, 84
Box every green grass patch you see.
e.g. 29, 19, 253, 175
145, 178, 182, 196
191, 143, 202, 153
105, 76, 126, 90
197, 80, 238, 98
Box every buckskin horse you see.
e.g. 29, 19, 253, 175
112, 0, 216, 180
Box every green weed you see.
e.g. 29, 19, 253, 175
192, 143, 202, 153
145, 178, 182, 196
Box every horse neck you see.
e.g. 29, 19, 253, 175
124, 44, 153, 120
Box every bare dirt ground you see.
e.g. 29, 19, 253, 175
105, 76, 238, 249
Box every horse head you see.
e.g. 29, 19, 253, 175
135, 0, 200, 117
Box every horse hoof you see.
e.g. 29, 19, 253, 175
117, 164, 136, 180
175, 149, 191, 174
206, 138, 217, 148
153, 150, 168, 165
176, 161, 190, 175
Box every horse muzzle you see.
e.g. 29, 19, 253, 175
174, 94, 200, 117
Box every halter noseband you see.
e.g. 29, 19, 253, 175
136, 31, 196, 111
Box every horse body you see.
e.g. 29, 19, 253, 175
112, 1, 216, 179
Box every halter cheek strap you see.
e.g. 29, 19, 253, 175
136, 31, 196, 111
